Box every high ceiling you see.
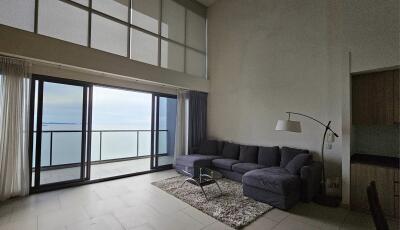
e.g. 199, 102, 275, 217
196, 0, 217, 7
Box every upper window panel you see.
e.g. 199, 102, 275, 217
186, 48, 206, 78
71, 0, 88, 6
186, 10, 206, 52
131, 29, 158, 66
91, 13, 128, 57
161, 0, 185, 44
38, 0, 88, 46
132, 0, 160, 34
0, 0, 35, 32
92, 0, 129, 22
161, 40, 184, 72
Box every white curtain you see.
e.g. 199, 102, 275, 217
0, 57, 31, 201
174, 89, 189, 165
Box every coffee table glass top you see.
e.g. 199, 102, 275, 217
180, 166, 223, 200
181, 166, 223, 180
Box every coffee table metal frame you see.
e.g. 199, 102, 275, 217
180, 167, 223, 200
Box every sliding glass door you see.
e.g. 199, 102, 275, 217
31, 76, 91, 191
30, 75, 177, 192
151, 94, 177, 169
90, 86, 153, 180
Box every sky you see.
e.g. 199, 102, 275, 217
41, 83, 153, 131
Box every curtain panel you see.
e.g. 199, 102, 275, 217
188, 91, 208, 153
0, 57, 31, 201
174, 89, 189, 164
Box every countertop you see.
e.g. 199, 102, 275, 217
351, 153, 399, 168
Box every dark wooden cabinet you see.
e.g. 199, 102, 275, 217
352, 69, 399, 125
394, 69, 399, 123
351, 162, 399, 218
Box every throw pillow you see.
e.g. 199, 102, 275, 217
198, 140, 218, 155
258, 146, 281, 167
222, 142, 240, 159
239, 145, 258, 163
280, 146, 309, 167
285, 153, 312, 174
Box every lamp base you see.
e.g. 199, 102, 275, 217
314, 194, 341, 207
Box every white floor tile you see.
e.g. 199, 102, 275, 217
66, 214, 124, 230
113, 204, 160, 229
0, 215, 37, 230
84, 197, 128, 218
58, 186, 102, 209
243, 216, 278, 230
340, 211, 375, 230
181, 206, 217, 226
273, 216, 321, 230
38, 206, 89, 230
201, 221, 234, 230
129, 223, 157, 230
145, 211, 204, 230
262, 208, 289, 222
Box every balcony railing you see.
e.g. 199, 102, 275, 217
33, 129, 168, 168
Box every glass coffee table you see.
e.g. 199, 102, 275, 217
180, 166, 223, 200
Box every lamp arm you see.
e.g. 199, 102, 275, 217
286, 112, 339, 137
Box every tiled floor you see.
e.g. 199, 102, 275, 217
2, 170, 399, 230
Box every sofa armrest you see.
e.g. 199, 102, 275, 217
189, 146, 200, 155
300, 161, 322, 202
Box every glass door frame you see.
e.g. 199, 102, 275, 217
29, 75, 92, 193
150, 93, 177, 170
29, 75, 176, 193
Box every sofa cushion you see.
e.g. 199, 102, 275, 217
175, 154, 221, 168
212, 158, 240, 171
221, 142, 240, 159
198, 140, 218, 155
258, 146, 280, 167
232, 163, 264, 174
242, 167, 300, 195
217, 141, 225, 155
280, 147, 309, 167
285, 153, 312, 175
239, 145, 259, 163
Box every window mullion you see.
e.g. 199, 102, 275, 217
88, 0, 92, 47
158, 0, 163, 67
127, 0, 132, 59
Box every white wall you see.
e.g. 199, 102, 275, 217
207, 0, 399, 205
344, 0, 399, 73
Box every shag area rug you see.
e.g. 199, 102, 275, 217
152, 176, 273, 229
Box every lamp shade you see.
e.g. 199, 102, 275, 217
275, 120, 302, 133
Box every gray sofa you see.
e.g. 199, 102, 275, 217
175, 140, 322, 210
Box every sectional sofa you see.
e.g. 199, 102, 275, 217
175, 140, 322, 210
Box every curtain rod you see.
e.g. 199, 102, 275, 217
0, 55, 26, 62
0, 55, 32, 67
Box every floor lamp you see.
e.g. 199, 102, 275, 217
275, 112, 341, 207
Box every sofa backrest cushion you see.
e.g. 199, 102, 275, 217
198, 140, 218, 155
280, 147, 309, 167
222, 142, 240, 159
239, 145, 259, 163
217, 141, 225, 155
285, 153, 312, 174
258, 146, 280, 167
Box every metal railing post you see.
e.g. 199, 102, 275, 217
99, 131, 102, 161
49, 131, 53, 166
136, 131, 139, 157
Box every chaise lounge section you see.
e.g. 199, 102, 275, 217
175, 140, 322, 210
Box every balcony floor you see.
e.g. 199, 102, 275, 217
34, 156, 173, 185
